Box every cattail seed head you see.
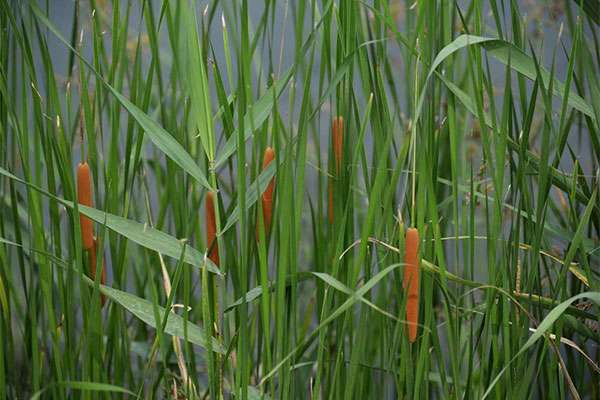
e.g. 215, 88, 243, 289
77, 162, 95, 250
332, 116, 343, 173
205, 192, 220, 266
328, 116, 344, 225
257, 147, 276, 239
404, 227, 420, 342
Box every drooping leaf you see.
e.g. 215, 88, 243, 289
0, 167, 221, 275
422, 35, 595, 121
30, 381, 135, 400
99, 283, 225, 354
0, 236, 224, 354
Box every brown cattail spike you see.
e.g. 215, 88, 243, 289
257, 147, 276, 240
77, 162, 94, 250
403, 227, 420, 342
332, 116, 343, 173
206, 192, 220, 266
88, 238, 107, 306
328, 116, 343, 225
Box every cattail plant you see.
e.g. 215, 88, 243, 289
257, 147, 276, 240
77, 161, 107, 306
89, 238, 107, 306
205, 191, 220, 266
77, 162, 94, 250
328, 116, 343, 224
403, 227, 420, 342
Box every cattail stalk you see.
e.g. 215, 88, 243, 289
328, 178, 334, 225
77, 162, 94, 250
403, 227, 420, 342
328, 116, 343, 224
257, 147, 276, 240
206, 192, 220, 266
88, 238, 107, 306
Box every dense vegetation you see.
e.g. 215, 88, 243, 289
1, 0, 599, 398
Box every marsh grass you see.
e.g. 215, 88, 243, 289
0, 0, 599, 399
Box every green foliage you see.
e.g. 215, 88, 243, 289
0, 0, 598, 399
